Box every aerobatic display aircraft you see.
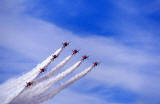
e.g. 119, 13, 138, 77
40, 68, 46, 73
72, 50, 79, 54
26, 82, 32, 87
63, 42, 69, 48
82, 56, 88, 60
93, 62, 99, 66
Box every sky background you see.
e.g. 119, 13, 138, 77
0, 0, 160, 104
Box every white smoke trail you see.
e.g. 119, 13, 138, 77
11, 59, 83, 104
0, 47, 64, 104
12, 53, 73, 103
34, 65, 95, 104
37, 47, 64, 70
0, 42, 98, 104
33, 54, 73, 85
36, 60, 83, 95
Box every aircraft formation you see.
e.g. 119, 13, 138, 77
26, 42, 99, 87
0, 42, 99, 104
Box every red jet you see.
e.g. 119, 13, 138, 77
52, 55, 57, 59
72, 50, 79, 55
40, 68, 46, 73
63, 42, 69, 48
93, 62, 99, 66
26, 82, 32, 87
82, 56, 88, 60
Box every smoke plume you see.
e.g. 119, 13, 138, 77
0, 43, 98, 104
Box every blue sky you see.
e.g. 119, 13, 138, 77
0, 0, 160, 104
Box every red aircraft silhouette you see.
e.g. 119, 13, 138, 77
52, 55, 57, 59
93, 62, 99, 66
82, 56, 88, 60
26, 82, 32, 87
63, 42, 69, 48
72, 50, 79, 54
40, 68, 46, 73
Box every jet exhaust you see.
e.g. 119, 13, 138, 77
0, 42, 99, 104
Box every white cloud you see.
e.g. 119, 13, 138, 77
0, 0, 29, 15
43, 89, 116, 104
